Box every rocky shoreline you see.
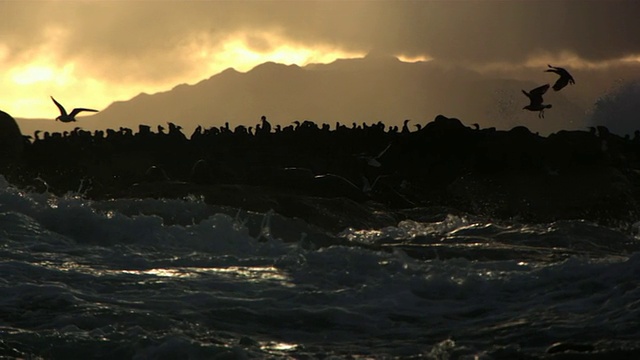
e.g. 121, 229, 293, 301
3, 111, 640, 232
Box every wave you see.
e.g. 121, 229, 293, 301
588, 80, 640, 136
2, 175, 640, 358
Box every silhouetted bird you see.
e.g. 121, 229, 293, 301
356, 143, 392, 167
259, 115, 271, 134
50, 96, 98, 122
545, 64, 575, 91
522, 84, 552, 118
401, 119, 411, 134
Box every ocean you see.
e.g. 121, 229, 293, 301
1, 174, 639, 360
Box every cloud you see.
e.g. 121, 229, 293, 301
2, 1, 639, 79
2, 1, 640, 118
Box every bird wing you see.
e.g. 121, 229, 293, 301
546, 64, 575, 91
561, 69, 575, 84
314, 173, 361, 191
367, 158, 382, 167
552, 77, 569, 91
376, 142, 392, 158
69, 108, 99, 117
530, 84, 550, 96
50, 96, 67, 116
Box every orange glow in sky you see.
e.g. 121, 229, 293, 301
1, 31, 365, 119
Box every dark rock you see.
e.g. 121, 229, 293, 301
10, 115, 640, 231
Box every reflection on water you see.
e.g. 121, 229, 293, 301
48, 261, 294, 287
260, 341, 300, 356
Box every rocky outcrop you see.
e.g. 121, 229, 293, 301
0, 110, 24, 162
5, 115, 640, 230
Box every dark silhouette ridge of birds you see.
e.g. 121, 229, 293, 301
51, 96, 99, 122
545, 64, 575, 91
522, 84, 552, 118
5, 110, 640, 230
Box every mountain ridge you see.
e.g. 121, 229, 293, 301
15, 55, 586, 136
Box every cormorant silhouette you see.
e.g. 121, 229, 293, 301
522, 84, 552, 118
401, 119, 411, 134
50, 96, 98, 122
259, 115, 271, 134
545, 64, 575, 91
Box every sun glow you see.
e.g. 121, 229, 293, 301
396, 54, 432, 63
194, 31, 365, 74
2, 30, 365, 120
11, 63, 76, 86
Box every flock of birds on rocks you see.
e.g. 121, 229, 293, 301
522, 64, 575, 118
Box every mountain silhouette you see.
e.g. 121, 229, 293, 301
16, 53, 586, 136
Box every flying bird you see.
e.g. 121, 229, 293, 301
522, 84, 552, 118
51, 96, 98, 122
356, 142, 392, 167
545, 64, 575, 91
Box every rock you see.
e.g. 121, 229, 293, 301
0, 110, 24, 161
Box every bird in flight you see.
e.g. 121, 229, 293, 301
356, 142, 392, 167
545, 64, 575, 91
51, 96, 98, 122
522, 84, 552, 118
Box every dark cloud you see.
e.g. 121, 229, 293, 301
1, 1, 639, 83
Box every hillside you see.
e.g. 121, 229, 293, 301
15, 54, 586, 136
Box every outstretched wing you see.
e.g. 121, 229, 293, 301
376, 142, 392, 159
552, 77, 570, 91
545, 64, 560, 75
547, 65, 575, 91
69, 108, 99, 117
530, 84, 550, 96
50, 96, 67, 116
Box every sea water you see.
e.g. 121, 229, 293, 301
1, 175, 639, 359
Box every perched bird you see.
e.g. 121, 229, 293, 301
259, 115, 271, 134
401, 119, 411, 134
545, 64, 575, 91
51, 96, 98, 122
522, 84, 552, 118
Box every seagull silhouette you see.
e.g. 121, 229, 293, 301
545, 64, 575, 91
51, 96, 98, 122
522, 84, 552, 118
356, 143, 392, 167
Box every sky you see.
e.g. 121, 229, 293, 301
1, 0, 639, 121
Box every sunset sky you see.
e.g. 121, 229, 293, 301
1, 0, 639, 121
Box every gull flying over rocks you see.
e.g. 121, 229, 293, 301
545, 64, 575, 91
51, 96, 98, 123
522, 84, 552, 118
356, 143, 392, 167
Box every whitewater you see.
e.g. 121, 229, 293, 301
1, 175, 640, 360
